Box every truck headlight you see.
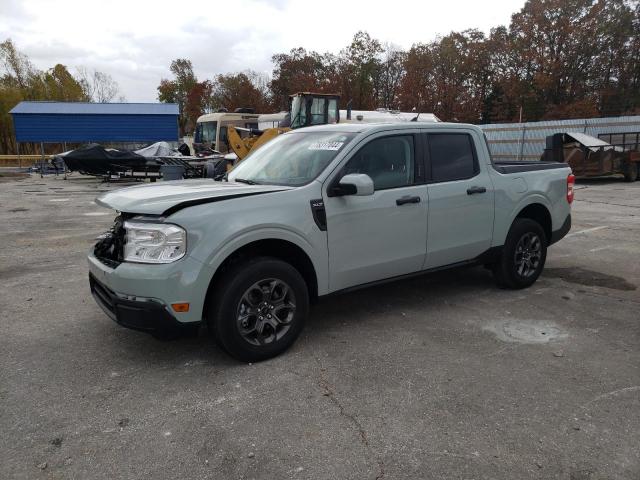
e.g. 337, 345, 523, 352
123, 221, 186, 264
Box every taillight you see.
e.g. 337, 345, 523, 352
567, 174, 575, 204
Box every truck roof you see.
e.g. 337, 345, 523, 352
291, 122, 480, 134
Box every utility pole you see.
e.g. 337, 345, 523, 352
518, 106, 525, 162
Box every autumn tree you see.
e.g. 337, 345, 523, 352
158, 59, 204, 134
0, 39, 32, 153
375, 44, 406, 109
0, 39, 100, 154
37, 64, 87, 101
270, 48, 336, 109
504, 0, 598, 119
628, 1, 640, 113
0, 38, 37, 92
398, 30, 491, 122
398, 43, 436, 114
162, 1, 639, 127
338, 31, 383, 109
77, 67, 122, 103
593, 0, 639, 115
184, 79, 215, 126
6, 0, 640, 154
212, 71, 272, 112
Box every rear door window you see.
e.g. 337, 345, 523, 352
428, 133, 478, 182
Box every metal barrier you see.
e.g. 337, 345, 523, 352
0, 155, 51, 168
480, 115, 640, 162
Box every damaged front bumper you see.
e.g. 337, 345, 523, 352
89, 272, 190, 334
87, 245, 212, 329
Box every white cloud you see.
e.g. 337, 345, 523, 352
0, 0, 525, 101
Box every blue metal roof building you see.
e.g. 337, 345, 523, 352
10, 102, 179, 143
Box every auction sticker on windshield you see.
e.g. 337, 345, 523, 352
308, 141, 344, 151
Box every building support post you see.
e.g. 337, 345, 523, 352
62, 142, 67, 180
518, 126, 526, 162
40, 142, 45, 178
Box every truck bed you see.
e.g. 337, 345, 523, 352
492, 160, 568, 174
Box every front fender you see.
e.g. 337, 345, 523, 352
188, 223, 329, 298
206, 226, 319, 271
166, 183, 329, 296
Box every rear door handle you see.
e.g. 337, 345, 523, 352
396, 195, 421, 206
467, 186, 487, 195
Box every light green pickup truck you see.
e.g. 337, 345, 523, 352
89, 122, 573, 361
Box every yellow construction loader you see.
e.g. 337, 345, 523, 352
224, 91, 438, 170
226, 126, 289, 162
225, 92, 341, 169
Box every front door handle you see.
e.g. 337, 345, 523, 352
396, 195, 421, 206
467, 186, 487, 195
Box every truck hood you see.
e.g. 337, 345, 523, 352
95, 180, 292, 216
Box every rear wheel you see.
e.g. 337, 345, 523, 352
493, 218, 547, 289
208, 256, 309, 362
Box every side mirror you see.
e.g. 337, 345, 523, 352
332, 173, 374, 196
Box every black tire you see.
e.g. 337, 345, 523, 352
493, 218, 547, 289
623, 162, 638, 182
208, 256, 309, 362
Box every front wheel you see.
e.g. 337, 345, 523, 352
493, 218, 547, 289
208, 257, 309, 362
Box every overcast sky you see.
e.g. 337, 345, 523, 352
0, 0, 526, 102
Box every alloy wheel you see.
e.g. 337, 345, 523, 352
236, 278, 296, 346
514, 232, 542, 278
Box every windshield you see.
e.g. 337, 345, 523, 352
229, 131, 357, 186
309, 97, 327, 125
194, 121, 217, 144
290, 96, 305, 129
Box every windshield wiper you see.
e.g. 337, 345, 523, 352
234, 178, 260, 185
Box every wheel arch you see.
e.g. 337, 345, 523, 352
202, 238, 319, 322
514, 203, 552, 243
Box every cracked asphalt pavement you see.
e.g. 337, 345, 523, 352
1, 174, 639, 479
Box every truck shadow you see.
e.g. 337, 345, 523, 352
95, 265, 497, 366
305, 265, 495, 336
